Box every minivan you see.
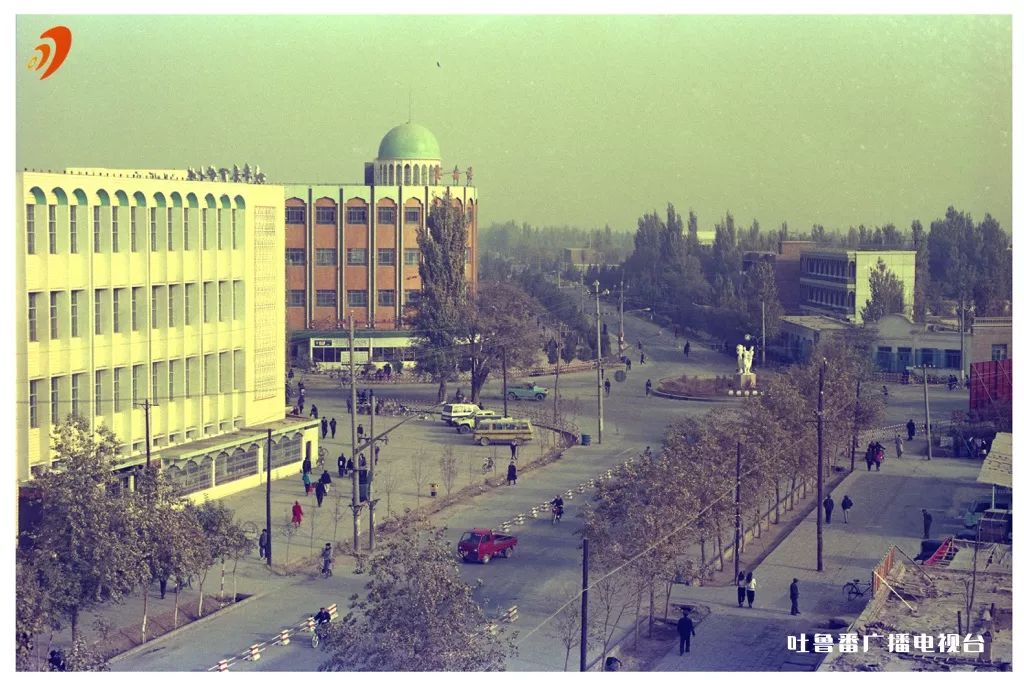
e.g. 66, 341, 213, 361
441, 402, 483, 424
473, 418, 534, 446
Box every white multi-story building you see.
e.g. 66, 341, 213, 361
16, 169, 318, 500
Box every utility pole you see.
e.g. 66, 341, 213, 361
580, 538, 589, 672
265, 428, 272, 566
594, 280, 604, 444
136, 399, 153, 467
923, 364, 933, 461
501, 347, 508, 417
959, 297, 966, 384
816, 359, 826, 572
850, 379, 861, 472
553, 323, 564, 426
734, 440, 741, 584
368, 395, 377, 552
348, 312, 361, 554
761, 299, 767, 366
618, 271, 625, 355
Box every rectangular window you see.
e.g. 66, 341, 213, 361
991, 344, 1007, 361
233, 350, 244, 390
168, 284, 179, 327
377, 248, 396, 265
131, 286, 141, 331
28, 293, 38, 341
167, 207, 174, 251
51, 377, 60, 423
316, 248, 337, 266
346, 206, 368, 224
347, 290, 368, 307
233, 281, 243, 320
378, 289, 396, 307
315, 206, 336, 223
113, 289, 122, 333
315, 290, 336, 307
204, 354, 217, 394
29, 380, 40, 427
152, 287, 160, 329
285, 206, 306, 224
183, 207, 191, 250
48, 205, 57, 254
71, 373, 83, 417
202, 208, 209, 249
377, 206, 396, 224
287, 290, 306, 307
169, 359, 178, 400
219, 351, 230, 396
231, 210, 238, 249
218, 282, 229, 322
94, 290, 104, 335
150, 207, 158, 251
347, 248, 368, 265
404, 290, 422, 305
217, 211, 223, 250
49, 292, 59, 339
132, 364, 143, 404
285, 248, 306, 265
26, 205, 35, 254
114, 367, 124, 412
93, 206, 102, 252
404, 206, 421, 224
70, 290, 81, 337
130, 207, 138, 252
95, 369, 105, 414
404, 248, 420, 266
185, 283, 195, 325
152, 361, 162, 403
186, 357, 196, 398
111, 206, 120, 253
467, 207, 474, 223
70, 205, 78, 253
204, 282, 214, 323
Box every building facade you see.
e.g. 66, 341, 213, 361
799, 249, 916, 323
867, 313, 964, 372
743, 240, 816, 314
282, 123, 478, 365
16, 170, 318, 499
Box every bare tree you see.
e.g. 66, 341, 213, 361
440, 445, 459, 497
413, 452, 427, 508
379, 464, 399, 518
553, 587, 582, 671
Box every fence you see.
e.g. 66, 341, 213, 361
206, 602, 339, 671
871, 545, 897, 595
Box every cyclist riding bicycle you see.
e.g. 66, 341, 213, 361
314, 607, 331, 626
551, 495, 565, 523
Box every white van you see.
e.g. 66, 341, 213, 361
441, 402, 483, 425
473, 418, 534, 446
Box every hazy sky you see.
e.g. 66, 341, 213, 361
16, 14, 1012, 233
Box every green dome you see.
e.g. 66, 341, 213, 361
377, 123, 441, 160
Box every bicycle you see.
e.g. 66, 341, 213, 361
311, 623, 325, 648
321, 559, 333, 578
481, 457, 495, 474
843, 578, 868, 600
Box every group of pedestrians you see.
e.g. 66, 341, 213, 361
320, 415, 338, 439
822, 493, 854, 524
735, 571, 757, 608
865, 441, 886, 470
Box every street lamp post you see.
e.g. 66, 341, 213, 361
594, 280, 604, 444
923, 364, 933, 461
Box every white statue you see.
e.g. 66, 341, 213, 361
736, 344, 754, 374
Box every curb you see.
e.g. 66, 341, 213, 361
107, 590, 268, 666
650, 389, 736, 403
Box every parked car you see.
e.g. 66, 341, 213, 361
963, 494, 1012, 528
454, 411, 501, 434
506, 383, 548, 401
457, 528, 518, 564
441, 402, 485, 425
473, 418, 534, 446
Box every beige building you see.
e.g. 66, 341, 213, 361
799, 249, 916, 323
16, 170, 318, 500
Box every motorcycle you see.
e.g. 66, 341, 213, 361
551, 503, 564, 524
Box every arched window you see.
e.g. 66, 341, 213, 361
413, 165, 420, 185
404, 165, 412, 185
388, 164, 395, 185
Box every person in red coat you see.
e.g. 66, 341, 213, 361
291, 500, 304, 527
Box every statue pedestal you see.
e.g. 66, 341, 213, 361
736, 372, 757, 390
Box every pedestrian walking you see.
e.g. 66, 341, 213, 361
159, 576, 169, 599
310, 403, 318, 418
906, 419, 916, 441
604, 379, 611, 396
321, 543, 333, 577
329, 417, 337, 438
895, 434, 904, 459
297, 396, 305, 414
823, 494, 835, 524
509, 442, 519, 461
640, 352, 646, 365
873, 444, 885, 471
346, 457, 354, 475
676, 610, 695, 655
507, 461, 517, 486
319, 469, 332, 494
683, 341, 691, 358
745, 572, 756, 608
790, 578, 800, 615
258, 529, 268, 559
346, 396, 352, 414
922, 509, 932, 539
841, 495, 853, 523
302, 453, 312, 475
736, 570, 747, 607
357, 423, 365, 441
625, 357, 632, 370
338, 453, 346, 478
645, 379, 652, 396
638, 340, 643, 352
374, 445, 380, 465
865, 444, 875, 471
315, 481, 325, 507
291, 500, 303, 527
302, 470, 312, 495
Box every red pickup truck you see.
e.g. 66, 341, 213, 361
457, 528, 518, 564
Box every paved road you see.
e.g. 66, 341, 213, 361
110, 313, 971, 671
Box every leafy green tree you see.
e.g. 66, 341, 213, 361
910, 219, 931, 321
861, 259, 906, 322
412, 194, 469, 402
319, 521, 516, 671
192, 501, 249, 616
462, 282, 543, 401
16, 548, 56, 670
23, 416, 144, 642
